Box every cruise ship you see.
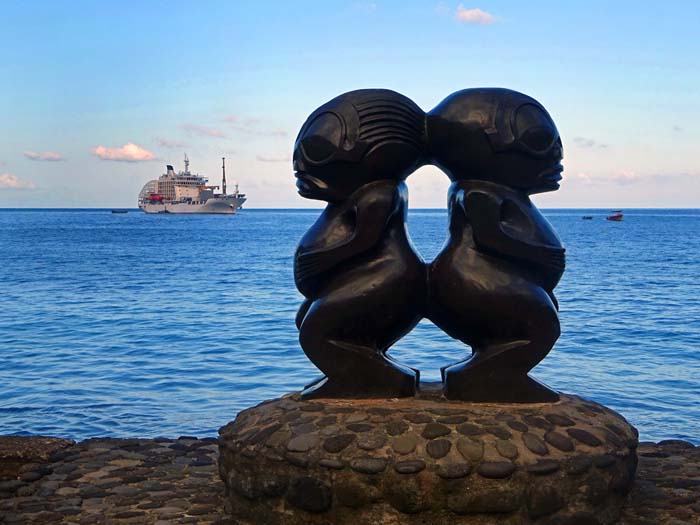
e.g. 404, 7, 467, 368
138, 155, 246, 214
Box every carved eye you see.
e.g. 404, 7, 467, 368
300, 112, 343, 164
514, 104, 557, 152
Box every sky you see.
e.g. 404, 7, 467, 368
1, 0, 699, 208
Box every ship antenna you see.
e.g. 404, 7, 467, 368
184, 153, 190, 174
222, 157, 227, 195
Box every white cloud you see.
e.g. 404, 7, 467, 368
0, 173, 37, 190
182, 123, 227, 138
256, 154, 291, 163
223, 115, 288, 137
155, 137, 188, 149
435, 2, 451, 16
352, 1, 377, 13
92, 143, 157, 162
573, 137, 608, 149
612, 169, 639, 184
455, 6, 495, 24
24, 151, 64, 161
574, 172, 593, 184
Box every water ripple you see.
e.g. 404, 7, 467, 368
0, 208, 698, 443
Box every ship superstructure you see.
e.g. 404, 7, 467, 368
138, 155, 246, 214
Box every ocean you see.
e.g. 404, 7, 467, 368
0, 209, 698, 443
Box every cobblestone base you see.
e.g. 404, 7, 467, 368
1, 436, 698, 524
0, 436, 229, 524
219, 388, 639, 525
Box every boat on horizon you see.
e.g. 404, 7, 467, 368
138, 155, 246, 214
606, 210, 623, 221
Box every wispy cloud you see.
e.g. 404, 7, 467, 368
155, 137, 188, 149
92, 143, 157, 162
223, 115, 288, 137
612, 169, 639, 184
352, 1, 377, 13
0, 173, 37, 190
24, 151, 64, 161
435, 2, 451, 16
182, 123, 227, 138
672, 125, 683, 132
455, 6, 495, 24
256, 154, 291, 163
573, 137, 609, 149
574, 172, 593, 184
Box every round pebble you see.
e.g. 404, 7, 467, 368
345, 412, 368, 424
545, 414, 576, 427
323, 434, 355, 453
496, 439, 519, 460
421, 423, 451, 439
350, 458, 387, 474
522, 433, 549, 456
426, 439, 451, 459
477, 461, 516, 479
391, 434, 418, 455
507, 420, 529, 433
394, 459, 426, 474
357, 433, 387, 451
567, 428, 603, 447
526, 459, 561, 475
456, 437, 484, 462
545, 431, 575, 452
386, 421, 409, 436
457, 423, 483, 436
347, 423, 373, 433
286, 434, 320, 453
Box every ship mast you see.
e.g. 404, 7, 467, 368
222, 157, 227, 195
184, 153, 190, 174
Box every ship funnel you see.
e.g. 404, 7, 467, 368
166, 165, 176, 177
222, 157, 227, 195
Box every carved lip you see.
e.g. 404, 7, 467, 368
295, 171, 314, 196
540, 164, 564, 183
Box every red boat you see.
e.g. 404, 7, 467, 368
148, 194, 164, 202
606, 210, 623, 221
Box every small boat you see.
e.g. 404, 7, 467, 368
582, 216, 593, 220
606, 210, 623, 221
111, 210, 128, 214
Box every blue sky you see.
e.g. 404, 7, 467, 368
1, 1, 699, 207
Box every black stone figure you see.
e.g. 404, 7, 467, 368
293, 89, 427, 399
427, 88, 565, 403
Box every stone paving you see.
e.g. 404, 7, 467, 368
0, 436, 698, 524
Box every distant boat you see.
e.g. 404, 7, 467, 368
606, 210, 623, 221
111, 210, 128, 214
582, 215, 593, 220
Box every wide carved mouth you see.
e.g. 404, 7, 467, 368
295, 171, 317, 196
539, 164, 564, 184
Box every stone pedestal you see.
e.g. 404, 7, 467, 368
218, 384, 638, 525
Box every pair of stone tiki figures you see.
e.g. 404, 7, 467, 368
293, 88, 566, 404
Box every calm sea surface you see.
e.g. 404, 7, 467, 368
0, 209, 698, 443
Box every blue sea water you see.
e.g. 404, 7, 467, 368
0, 208, 698, 443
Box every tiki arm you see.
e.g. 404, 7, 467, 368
295, 182, 396, 282
464, 190, 565, 271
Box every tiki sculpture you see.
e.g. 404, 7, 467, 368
221, 89, 639, 525
293, 87, 565, 403
427, 88, 565, 403
293, 89, 427, 399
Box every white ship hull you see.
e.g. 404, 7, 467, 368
138, 156, 247, 214
140, 195, 246, 214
